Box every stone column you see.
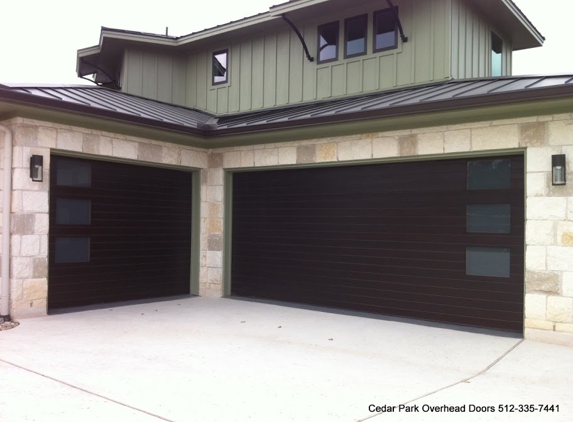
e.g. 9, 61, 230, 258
200, 152, 224, 297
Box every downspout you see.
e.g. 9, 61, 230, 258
0, 123, 12, 321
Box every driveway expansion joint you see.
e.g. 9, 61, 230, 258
356, 339, 525, 421
0, 357, 176, 422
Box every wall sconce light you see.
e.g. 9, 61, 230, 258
552, 154, 566, 186
30, 155, 43, 182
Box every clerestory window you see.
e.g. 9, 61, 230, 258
345, 15, 368, 58
317, 21, 339, 64
212, 49, 228, 85
491, 32, 503, 77
373, 8, 398, 52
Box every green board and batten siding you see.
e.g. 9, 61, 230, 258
119, 0, 458, 114
118, 0, 513, 114
450, 0, 513, 79
120, 49, 187, 107
186, 0, 452, 113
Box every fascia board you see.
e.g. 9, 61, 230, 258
0, 92, 209, 147
173, 14, 280, 45
466, 0, 544, 50
501, 0, 544, 46
76, 46, 101, 75
77, 46, 101, 57
96, 13, 280, 49
99, 30, 178, 47
268, 0, 331, 16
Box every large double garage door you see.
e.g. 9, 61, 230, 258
231, 155, 525, 333
48, 156, 192, 310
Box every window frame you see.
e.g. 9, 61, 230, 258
212, 49, 229, 86
317, 21, 340, 64
344, 14, 368, 59
373, 8, 399, 53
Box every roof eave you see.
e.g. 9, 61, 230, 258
502, 0, 544, 50
466, 0, 544, 51
268, 0, 330, 15
210, 84, 573, 137
0, 88, 209, 141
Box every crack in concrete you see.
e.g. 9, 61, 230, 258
0, 357, 176, 422
356, 339, 525, 421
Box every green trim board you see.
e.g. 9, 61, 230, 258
223, 171, 234, 297
190, 170, 202, 295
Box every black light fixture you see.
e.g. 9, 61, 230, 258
552, 154, 566, 186
30, 155, 43, 182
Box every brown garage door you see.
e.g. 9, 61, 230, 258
231, 155, 524, 332
48, 156, 192, 310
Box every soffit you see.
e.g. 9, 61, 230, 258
466, 0, 544, 50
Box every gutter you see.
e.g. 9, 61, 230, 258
211, 83, 573, 136
0, 88, 209, 139
0, 123, 12, 321
2, 80, 573, 140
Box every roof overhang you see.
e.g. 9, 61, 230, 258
2, 77, 573, 149
0, 87, 210, 147
466, 0, 544, 50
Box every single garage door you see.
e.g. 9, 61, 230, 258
48, 155, 192, 310
231, 155, 524, 332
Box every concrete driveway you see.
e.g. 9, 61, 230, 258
0, 297, 571, 422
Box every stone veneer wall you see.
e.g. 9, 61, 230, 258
0, 117, 209, 318
218, 113, 573, 342
1, 113, 572, 343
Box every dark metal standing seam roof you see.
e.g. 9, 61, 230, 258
214, 76, 573, 130
1, 75, 573, 137
0, 84, 214, 130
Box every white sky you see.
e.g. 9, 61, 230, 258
0, 0, 572, 85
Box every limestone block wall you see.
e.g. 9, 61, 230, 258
220, 113, 573, 341
0, 117, 208, 318
2, 112, 573, 343
200, 152, 225, 297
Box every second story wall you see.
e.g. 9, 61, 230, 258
185, 0, 452, 114
121, 49, 187, 107
450, 0, 513, 79
117, 0, 517, 114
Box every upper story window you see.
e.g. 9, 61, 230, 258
317, 21, 339, 63
374, 8, 398, 52
345, 15, 368, 58
212, 49, 228, 85
491, 32, 503, 77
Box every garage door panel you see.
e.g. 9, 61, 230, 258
233, 241, 524, 266
234, 230, 525, 248
49, 280, 185, 308
50, 266, 190, 285
235, 193, 524, 210
232, 280, 523, 328
234, 261, 523, 290
233, 242, 467, 261
49, 274, 185, 292
49, 156, 192, 310
233, 274, 524, 304
232, 155, 525, 332
233, 237, 516, 254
